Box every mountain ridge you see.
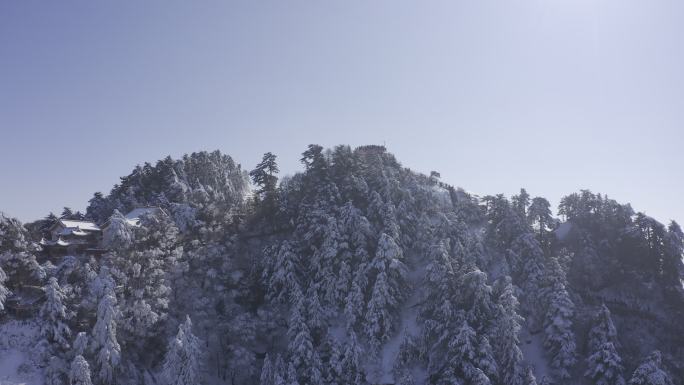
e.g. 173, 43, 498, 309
0, 144, 682, 385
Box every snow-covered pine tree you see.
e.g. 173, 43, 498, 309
69, 355, 93, 385
628, 351, 673, 385
250, 152, 280, 215
364, 232, 407, 352
101, 209, 133, 250
40, 277, 71, 351
394, 329, 419, 375
445, 319, 493, 385
0, 213, 45, 289
90, 286, 121, 385
459, 267, 495, 327
0, 265, 9, 311
260, 354, 275, 385
72, 332, 88, 358
340, 330, 365, 385
343, 267, 366, 331
287, 295, 323, 385
491, 276, 526, 385
528, 197, 553, 247
286, 361, 301, 385
264, 241, 302, 305
543, 257, 576, 379
523, 366, 538, 385
585, 304, 625, 385
110, 210, 180, 347
162, 316, 203, 385
46, 355, 68, 385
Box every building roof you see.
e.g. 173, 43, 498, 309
53, 219, 101, 232
123, 207, 163, 227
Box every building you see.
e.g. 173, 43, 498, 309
100, 207, 165, 233
40, 219, 103, 258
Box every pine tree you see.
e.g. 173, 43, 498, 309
102, 210, 133, 250
365, 269, 395, 352
628, 351, 673, 385
69, 355, 93, 385
61, 207, 74, 219
585, 305, 624, 385
250, 152, 280, 210
326, 339, 343, 385
264, 241, 302, 305
663, 221, 684, 290
40, 277, 71, 351
162, 316, 203, 385
287, 295, 323, 385
512, 188, 531, 218
444, 320, 493, 385
523, 366, 538, 385
543, 258, 576, 379
286, 361, 301, 385
528, 197, 553, 246
364, 233, 407, 352
492, 276, 526, 385
72, 332, 88, 358
0, 265, 9, 311
111, 210, 179, 345
343, 268, 366, 331
341, 331, 365, 385
90, 287, 121, 385
260, 354, 275, 385
46, 355, 68, 385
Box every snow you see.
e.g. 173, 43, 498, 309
428, 185, 453, 211
367, 253, 427, 385
0, 349, 43, 385
519, 325, 551, 381
124, 207, 162, 227
0, 321, 43, 385
58, 220, 100, 232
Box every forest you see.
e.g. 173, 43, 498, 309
0, 145, 682, 385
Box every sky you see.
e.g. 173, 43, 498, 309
1, 0, 682, 224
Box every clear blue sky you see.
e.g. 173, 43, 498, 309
1, 0, 682, 224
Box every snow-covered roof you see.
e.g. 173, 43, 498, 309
56, 220, 101, 232
41, 238, 73, 247
124, 207, 162, 227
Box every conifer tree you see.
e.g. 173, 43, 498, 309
512, 188, 531, 218
40, 277, 71, 351
628, 351, 673, 385
364, 233, 407, 352
69, 355, 93, 385
543, 258, 576, 379
260, 354, 275, 385
287, 295, 323, 384
111, 211, 180, 344
102, 210, 132, 250
492, 276, 526, 385
162, 316, 203, 385
46, 355, 68, 385
91, 287, 121, 385
0, 265, 9, 311
341, 331, 365, 385
528, 197, 553, 246
585, 305, 625, 385
250, 152, 280, 210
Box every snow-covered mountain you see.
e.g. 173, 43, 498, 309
1, 145, 682, 385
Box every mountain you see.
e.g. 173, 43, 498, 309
0, 145, 682, 385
